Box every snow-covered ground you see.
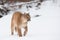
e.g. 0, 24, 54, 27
0, 1, 60, 40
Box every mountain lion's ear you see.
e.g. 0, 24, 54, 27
26, 13, 31, 21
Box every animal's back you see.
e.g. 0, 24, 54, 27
12, 12, 22, 25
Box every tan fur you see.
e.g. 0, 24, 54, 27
11, 12, 30, 37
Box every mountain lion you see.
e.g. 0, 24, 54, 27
11, 12, 30, 37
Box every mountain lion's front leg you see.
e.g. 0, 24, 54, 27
24, 26, 28, 36
17, 26, 22, 37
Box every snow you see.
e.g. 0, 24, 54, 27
0, 0, 60, 40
